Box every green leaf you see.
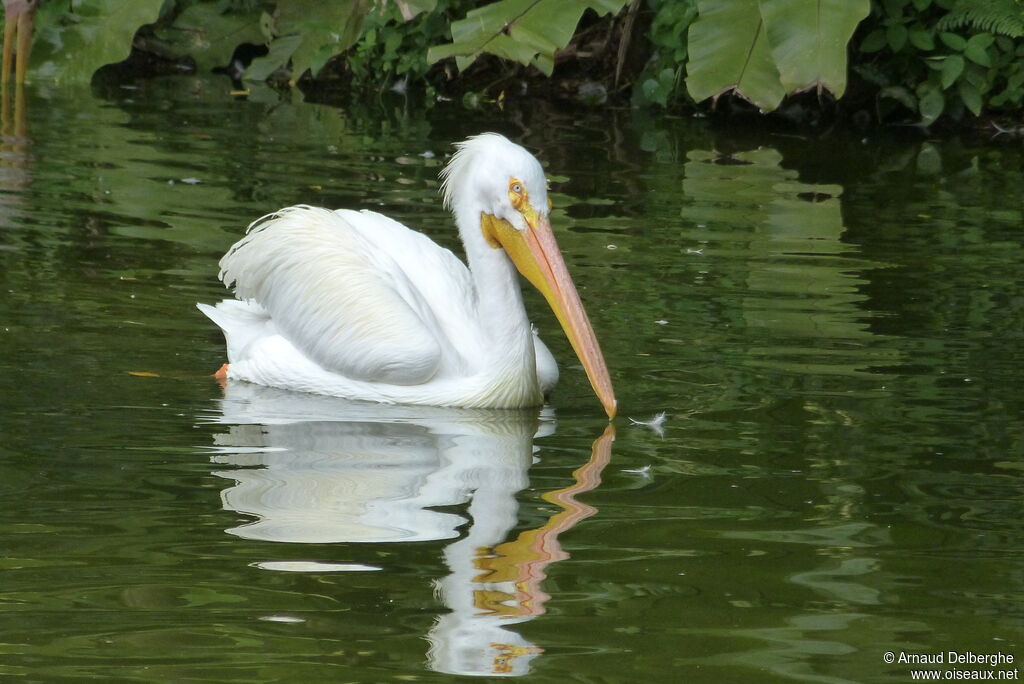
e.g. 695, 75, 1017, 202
759, 0, 870, 98
958, 79, 983, 115
971, 32, 996, 49
940, 54, 964, 89
153, 2, 265, 73
280, 0, 369, 79
918, 85, 945, 125
882, 0, 904, 18
245, 0, 370, 80
964, 33, 994, 66
939, 32, 967, 50
912, 0, 932, 9
880, 85, 917, 110
393, 0, 438, 21
259, 11, 274, 42
685, 0, 785, 111
31, 0, 166, 83
640, 68, 676, 107
963, 61, 987, 88
427, 0, 628, 76
887, 22, 908, 51
909, 26, 935, 50
245, 33, 301, 80
860, 28, 888, 52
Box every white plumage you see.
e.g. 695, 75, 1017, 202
199, 134, 615, 416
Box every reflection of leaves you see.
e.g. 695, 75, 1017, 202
31, 0, 165, 84
21, 82, 363, 263
427, 0, 628, 76
154, 2, 265, 73
681, 148, 886, 377
182, 587, 246, 607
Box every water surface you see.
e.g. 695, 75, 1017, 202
0, 78, 1022, 682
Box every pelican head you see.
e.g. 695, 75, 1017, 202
441, 134, 617, 419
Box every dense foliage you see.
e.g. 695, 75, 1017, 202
855, 0, 1024, 125
8, 0, 1024, 126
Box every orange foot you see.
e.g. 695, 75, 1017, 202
213, 363, 229, 381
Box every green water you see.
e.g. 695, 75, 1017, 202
1, 78, 1022, 682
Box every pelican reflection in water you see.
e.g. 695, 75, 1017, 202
204, 383, 613, 677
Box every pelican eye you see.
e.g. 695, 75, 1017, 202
508, 179, 526, 209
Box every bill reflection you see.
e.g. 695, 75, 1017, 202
203, 383, 613, 677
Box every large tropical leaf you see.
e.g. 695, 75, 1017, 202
154, 1, 265, 74
427, 0, 628, 76
686, 0, 869, 111
245, 0, 370, 81
759, 0, 869, 97
29, 0, 165, 84
685, 0, 785, 111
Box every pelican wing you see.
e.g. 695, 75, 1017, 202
218, 205, 472, 385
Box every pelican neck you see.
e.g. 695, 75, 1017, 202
454, 205, 536, 371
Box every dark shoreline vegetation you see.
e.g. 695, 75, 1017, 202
10, 0, 1024, 134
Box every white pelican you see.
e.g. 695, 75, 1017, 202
198, 133, 616, 417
